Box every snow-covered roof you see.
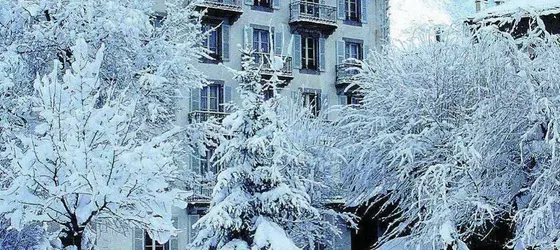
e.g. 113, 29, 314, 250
472, 0, 560, 22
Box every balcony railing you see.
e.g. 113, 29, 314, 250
187, 180, 214, 203
289, 1, 337, 27
336, 61, 361, 85
188, 110, 229, 123
254, 52, 294, 77
197, 0, 242, 10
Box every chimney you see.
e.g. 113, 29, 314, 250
475, 0, 481, 12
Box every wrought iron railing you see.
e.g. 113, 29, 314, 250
187, 181, 214, 202
197, 0, 242, 11
254, 52, 294, 76
289, 1, 337, 25
188, 110, 229, 123
336, 61, 361, 84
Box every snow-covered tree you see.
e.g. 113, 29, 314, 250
190, 48, 321, 250
0, 39, 191, 250
335, 24, 560, 249
0, 0, 206, 136
0, 218, 47, 250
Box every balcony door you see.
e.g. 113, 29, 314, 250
300, 0, 320, 17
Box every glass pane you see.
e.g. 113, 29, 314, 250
210, 98, 218, 111
210, 86, 218, 98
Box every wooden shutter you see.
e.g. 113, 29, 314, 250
319, 38, 326, 71
336, 40, 345, 65
338, 95, 347, 105
361, 0, 368, 23
243, 25, 254, 50
224, 85, 232, 112
320, 93, 329, 112
190, 88, 201, 112
169, 217, 179, 250
191, 155, 201, 175
222, 24, 231, 61
274, 30, 283, 55
293, 34, 302, 69
338, 0, 346, 20
134, 228, 144, 250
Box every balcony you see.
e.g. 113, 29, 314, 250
187, 180, 214, 203
188, 110, 229, 123
289, 1, 337, 33
194, 0, 243, 21
254, 52, 294, 79
336, 61, 361, 94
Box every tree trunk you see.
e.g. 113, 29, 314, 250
60, 228, 84, 250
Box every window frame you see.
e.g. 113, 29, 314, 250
202, 23, 222, 61
144, 232, 169, 250
200, 84, 225, 113
302, 91, 321, 117
253, 0, 272, 9
344, 41, 363, 60
345, 0, 361, 22
301, 36, 318, 70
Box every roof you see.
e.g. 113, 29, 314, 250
471, 0, 560, 22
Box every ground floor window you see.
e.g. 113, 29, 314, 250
144, 232, 169, 250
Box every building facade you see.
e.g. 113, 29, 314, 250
95, 1, 389, 249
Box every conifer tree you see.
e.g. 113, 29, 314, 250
191, 48, 319, 250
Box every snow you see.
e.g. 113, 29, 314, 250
472, 0, 560, 21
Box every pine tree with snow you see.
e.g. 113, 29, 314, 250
190, 47, 320, 250
0, 39, 190, 250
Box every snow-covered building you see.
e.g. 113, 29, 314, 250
468, 0, 560, 37
95, 1, 389, 250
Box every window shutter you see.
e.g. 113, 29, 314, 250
190, 88, 201, 112
293, 34, 302, 69
245, 0, 253, 6
363, 44, 369, 59
320, 93, 329, 112
361, 0, 368, 23
169, 217, 179, 250
338, 0, 346, 20
222, 24, 231, 61
291, 89, 301, 105
243, 25, 254, 50
134, 228, 144, 250
273, 0, 280, 9
336, 40, 345, 65
319, 38, 326, 71
224, 85, 232, 112
188, 215, 200, 242
338, 95, 347, 105
191, 155, 201, 174
274, 31, 283, 55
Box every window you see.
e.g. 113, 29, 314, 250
345, 42, 363, 60
301, 0, 320, 17
347, 95, 363, 106
263, 87, 274, 101
150, 14, 165, 28
253, 29, 270, 64
202, 24, 221, 60
201, 84, 224, 113
144, 232, 168, 250
254, 0, 272, 8
303, 92, 321, 116
200, 147, 220, 175
302, 37, 318, 70
345, 0, 361, 22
